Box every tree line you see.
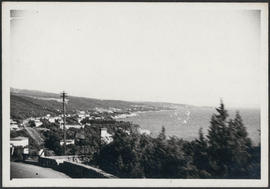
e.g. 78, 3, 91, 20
91, 102, 260, 178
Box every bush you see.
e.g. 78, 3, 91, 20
43, 131, 63, 155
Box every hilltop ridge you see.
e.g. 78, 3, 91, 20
11, 88, 186, 120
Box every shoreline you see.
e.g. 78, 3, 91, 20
113, 109, 175, 119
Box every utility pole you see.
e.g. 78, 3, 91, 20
60, 91, 68, 155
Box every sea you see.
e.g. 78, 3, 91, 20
118, 107, 261, 146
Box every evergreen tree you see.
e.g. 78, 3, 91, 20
96, 128, 144, 178
192, 128, 211, 178
226, 111, 252, 178
207, 101, 255, 178
158, 126, 166, 141
207, 100, 231, 177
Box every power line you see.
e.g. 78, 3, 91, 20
60, 91, 68, 155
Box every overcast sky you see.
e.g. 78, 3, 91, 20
10, 4, 261, 108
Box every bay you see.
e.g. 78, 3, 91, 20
118, 107, 260, 145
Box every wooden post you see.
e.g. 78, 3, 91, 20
60, 91, 67, 155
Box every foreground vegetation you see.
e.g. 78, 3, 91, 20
11, 102, 260, 179
91, 102, 260, 178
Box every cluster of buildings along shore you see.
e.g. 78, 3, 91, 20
10, 109, 151, 157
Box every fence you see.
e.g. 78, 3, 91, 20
38, 156, 116, 178
60, 161, 117, 178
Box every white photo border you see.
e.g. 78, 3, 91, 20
2, 2, 268, 187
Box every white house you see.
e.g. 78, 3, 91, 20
38, 149, 45, 157
60, 139, 75, 146
78, 114, 86, 119
34, 119, 43, 127
10, 120, 19, 130
78, 111, 86, 119
10, 124, 19, 130
60, 124, 84, 130
10, 137, 29, 154
77, 117, 83, 123
101, 128, 113, 144
48, 117, 57, 123
10, 119, 17, 124
138, 128, 151, 135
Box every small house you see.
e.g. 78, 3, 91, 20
10, 137, 29, 154
101, 128, 113, 144
60, 139, 75, 146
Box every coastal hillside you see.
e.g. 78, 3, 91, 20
10, 88, 178, 120
11, 94, 61, 120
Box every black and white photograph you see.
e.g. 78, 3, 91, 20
2, 2, 268, 187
